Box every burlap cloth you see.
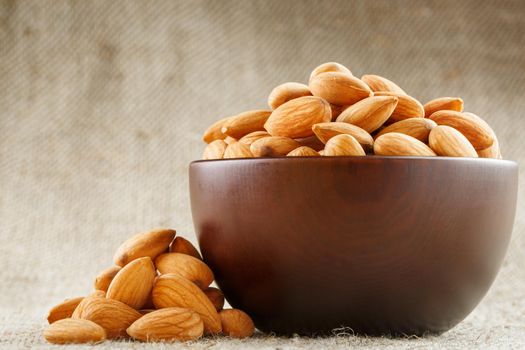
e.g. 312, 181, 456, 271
1, 0, 524, 348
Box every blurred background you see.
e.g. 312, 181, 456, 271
1, 0, 524, 347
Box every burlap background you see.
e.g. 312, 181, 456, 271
1, 0, 524, 348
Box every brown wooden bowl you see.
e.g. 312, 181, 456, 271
189, 156, 518, 336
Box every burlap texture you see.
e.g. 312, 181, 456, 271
1, 0, 524, 348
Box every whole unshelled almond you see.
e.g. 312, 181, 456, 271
223, 142, 253, 158
286, 146, 319, 157
72, 296, 142, 339
423, 97, 464, 117
47, 297, 84, 324
268, 82, 312, 110
374, 133, 437, 156
429, 110, 494, 150
106, 257, 156, 310
94, 266, 121, 292
264, 96, 331, 138
202, 117, 232, 144
477, 125, 501, 159
239, 131, 271, 145
219, 309, 255, 339
156, 253, 214, 289
312, 122, 374, 150
170, 237, 202, 260
221, 110, 272, 139
324, 134, 366, 156
309, 62, 352, 82
374, 91, 424, 122
429, 125, 478, 158
204, 287, 225, 312
127, 307, 204, 342
114, 228, 175, 267
361, 74, 406, 95
309, 72, 372, 105
152, 274, 222, 334
250, 136, 301, 157
44, 318, 106, 344
336, 96, 398, 133
375, 118, 437, 142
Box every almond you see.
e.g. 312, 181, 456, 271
309, 62, 352, 82
336, 96, 398, 133
423, 97, 464, 117
72, 296, 142, 338
375, 118, 437, 142
44, 318, 106, 344
318, 150, 325, 155
219, 309, 255, 339
114, 228, 175, 267
170, 236, 202, 260
250, 136, 301, 157
155, 253, 214, 289
223, 142, 253, 158
429, 125, 478, 158
127, 307, 204, 342
221, 110, 272, 139
286, 146, 319, 157
374, 133, 437, 156
106, 257, 156, 309
268, 82, 312, 110
204, 287, 225, 312
323, 134, 366, 156
94, 266, 121, 292
224, 136, 237, 145
239, 131, 271, 145
202, 117, 231, 143
264, 96, 331, 138
478, 131, 501, 159
429, 111, 494, 150
90, 290, 106, 298
312, 122, 374, 150
47, 297, 84, 324
152, 274, 222, 334
374, 91, 424, 122
294, 135, 325, 151
361, 74, 406, 94
309, 72, 372, 105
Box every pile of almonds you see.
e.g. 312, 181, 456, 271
202, 62, 501, 159
44, 229, 255, 344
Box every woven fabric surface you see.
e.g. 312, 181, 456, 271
0, 0, 524, 348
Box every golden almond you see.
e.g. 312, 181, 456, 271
423, 97, 464, 117
429, 125, 478, 158
429, 111, 494, 150
44, 318, 106, 344
90, 290, 106, 298
323, 134, 365, 156
477, 130, 501, 159
47, 297, 84, 324
374, 133, 436, 156
309, 72, 372, 106
72, 296, 142, 339
170, 236, 202, 260
155, 253, 214, 289
294, 135, 325, 151
312, 122, 374, 150
287, 146, 319, 157
94, 266, 121, 292
361, 74, 406, 95
152, 274, 222, 334
309, 62, 352, 82
239, 131, 271, 145
264, 96, 331, 138
268, 82, 312, 110
106, 257, 156, 310
221, 110, 272, 139
375, 118, 437, 142
336, 96, 398, 133
250, 136, 301, 157
204, 287, 225, 312
202, 117, 231, 143
127, 307, 204, 342
224, 136, 237, 145
223, 142, 253, 158
219, 309, 255, 339
374, 91, 424, 122
114, 228, 175, 267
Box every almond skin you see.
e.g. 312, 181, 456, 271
221, 110, 272, 139
223, 142, 253, 158
47, 297, 84, 324
375, 118, 437, 142
264, 96, 331, 138
169, 236, 202, 260
374, 133, 437, 156
114, 228, 175, 267
429, 125, 478, 158
127, 307, 204, 342
155, 253, 214, 289
44, 318, 106, 344
361, 74, 406, 95
72, 296, 142, 339
202, 117, 231, 143
219, 309, 255, 339
204, 287, 225, 312
268, 82, 312, 110
336, 96, 398, 133
477, 128, 501, 159
309, 62, 352, 82
239, 131, 271, 145
423, 97, 464, 117
94, 266, 121, 292
374, 91, 424, 122
312, 122, 374, 150
250, 136, 301, 157
429, 111, 494, 150
323, 134, 366, 156
202, 140, 227, 160
106, 257, 156, 310
286, 146, 320, 157
152, 274, 222, 334
309, 72, 372, 106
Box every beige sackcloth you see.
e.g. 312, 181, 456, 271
0, 0, 524, 348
